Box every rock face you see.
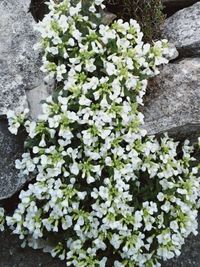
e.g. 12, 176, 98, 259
0, 0, 43, 116
162, 2, 200, 57
143, 58, 200, 141
0, 230, 65, 267
26, 84, 53, 120
163, 0, 198, 5
0, 0, 50, 199
0, 121, 26, 200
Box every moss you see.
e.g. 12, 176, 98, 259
105, 0, 165, 42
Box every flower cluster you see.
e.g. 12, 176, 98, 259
7, 108, 29, 135
5, 1, 200, 267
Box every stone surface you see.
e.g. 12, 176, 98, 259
162, 2, 200, 57
0, 0, 48, 200
0, 0, 44, 116
100, 9, 117, 25
143, 58, 200, 141
0, 230, 65, 267
26, 83, 53, 120
0, 120, 26, 200
163, 0, 198, 4
167, 43, 179, 61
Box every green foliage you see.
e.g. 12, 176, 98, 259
105, 0, 165, 41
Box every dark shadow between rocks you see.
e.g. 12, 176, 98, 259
163, 0, 199, 16
0, 119, 28, 200
29, 0, 49, 22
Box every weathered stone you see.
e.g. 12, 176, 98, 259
143, 58, 200, 140
0, 0, 43, 116
26, 83, 53, 120
167, 43, 179, 61
163, 0, 198, 5
162, 2, 200, 57
0, 120, 26, 200
100, 9, 117, 25
0, 230, 65, 267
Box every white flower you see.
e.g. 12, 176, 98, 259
126, 77, 137, 90
56, 64, 66, 81
62, 215, 72, 230
77, 191, 87, 200
8, 122, 20, 135
52, 36, 62, 45
114, 261, 124, 267
104, 61, 117, 76
161, 201, 171, 213
94, 0, 104, 6
99, 257, 107, 267
68, 38, 75, 46
7, 109, 29, 135
69, 2, 81, 16
170, 221, 179, 232
79, 95, 92, 106
110, 234, 122, 249
89, 5, 96, 12
27, 121, 37, 138
85, 58, 96, 73
7, 110, 15, 119
99, 25, 116, 44
72, 29, 82, 41
117, 38, 130, 49
101, 129, 111, 139
87, 175, 95, 184
58, 15, 69, 33
157, 192, 165, 202
39, 134, 46, 147
70, 162, 79, 175
47, 46, 59, 55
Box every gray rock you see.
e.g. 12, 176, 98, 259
100, 9, 117, 25
162, 2, 200, 57
0, 120, 26, 200
0, 0, 43, 116
143, 58, 200, 141
162, 0, 198, 5
0, 0, 49, 200
0, 230, 65, 267
26, 83, 53, 120
167, 43, 179, 61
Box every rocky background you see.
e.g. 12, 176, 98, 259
0, 0, 200, 266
